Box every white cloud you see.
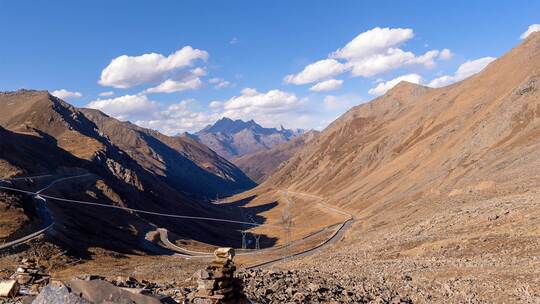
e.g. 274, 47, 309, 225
285, 27, 450, 84
368, 73, 422, 95
98, 91, 114, 97
309, 79, 343, 92
209, 78, 233, 89
98, 46, 208, 88
240, 88, 258, 96
330, 27, 414, 60
521, 24, 540, 39
439, 48, 453, 60
86, 94, 158, 121
143, 67, 206, 94
85, 88, 312, 135
210, 88, 307, 127
190, 67, 207, 77
136, 99, 219, 135
284, 59, 348, 85
428, 57, 496, 88
229, 37, 239, 45
51, 89, 82, 100
209, 101, 223, 109
218, 88, 304, 113
349, 48, 439, 77
145, 77, 203, 93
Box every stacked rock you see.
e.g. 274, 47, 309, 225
10, 258, 50, 294
190, 247, 247, 304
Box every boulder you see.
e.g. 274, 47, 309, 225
31, 283, 91, 304
214, 247, 235, 261
66, 279, 163, 304
0, 279, 20, 298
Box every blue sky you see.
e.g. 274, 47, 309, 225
1, 1, 539, 134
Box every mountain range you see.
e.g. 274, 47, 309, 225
193, 117, 304, 160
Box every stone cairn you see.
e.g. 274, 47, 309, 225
10, 258, 50, 294
189, 247, 247, 304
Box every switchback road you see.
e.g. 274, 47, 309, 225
0, 174, 92, 251
245, 190, 355, 269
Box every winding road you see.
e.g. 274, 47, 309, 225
245, 190, 355, 269
154, 189, 355, 267
0, 174, 92, 251
1, 174, 355, 267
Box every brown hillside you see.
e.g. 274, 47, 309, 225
233, 130, 319, 183
265, 32, 540, 213
237, 32, 540, 302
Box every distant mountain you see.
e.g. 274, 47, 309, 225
194, 117, 304, 160
233, 130, 319, 183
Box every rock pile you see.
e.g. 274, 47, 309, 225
10, 258, 50, 295
189, 248, 247, 304
239, 268, 414, 303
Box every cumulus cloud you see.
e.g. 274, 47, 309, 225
209, 77, 233, 89
217, 88, 304, 114
285, 27, 450, 85
87, 95, 218, 135
145, 77, 203, 93
439, 48, 453, 60
136, 99, 219, 135
143, 67, 206, 93
331, 27, 414, 60
85, 87, 313, 135
349, 48, 440, 77
368, 73, 422, 95
86, 94, 158, 121
521, 24, 540, 39
210, 88, 307, 127
98, 46, 208, 88
98, 91, 114, 97
51, 89, 82, 100
428, 57, 496, 88
284, 59, 348, 85
190, 67, 207, 77
309, 79, 343, 92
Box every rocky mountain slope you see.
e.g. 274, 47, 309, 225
80, 109, 255, 198
194, 117, 304, 160
264, 32, 540, 213
0, 91, 255, 253
239, 32, 540, 302
233, 130, 319, 183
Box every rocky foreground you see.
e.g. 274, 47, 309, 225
239, 269, 412, 303
0, 270, 414, 304
0, 247, 416, 304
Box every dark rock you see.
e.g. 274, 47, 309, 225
31, 283, 92, 304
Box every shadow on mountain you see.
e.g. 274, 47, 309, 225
138, 132, 255, 199
0, 126, 276, 258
